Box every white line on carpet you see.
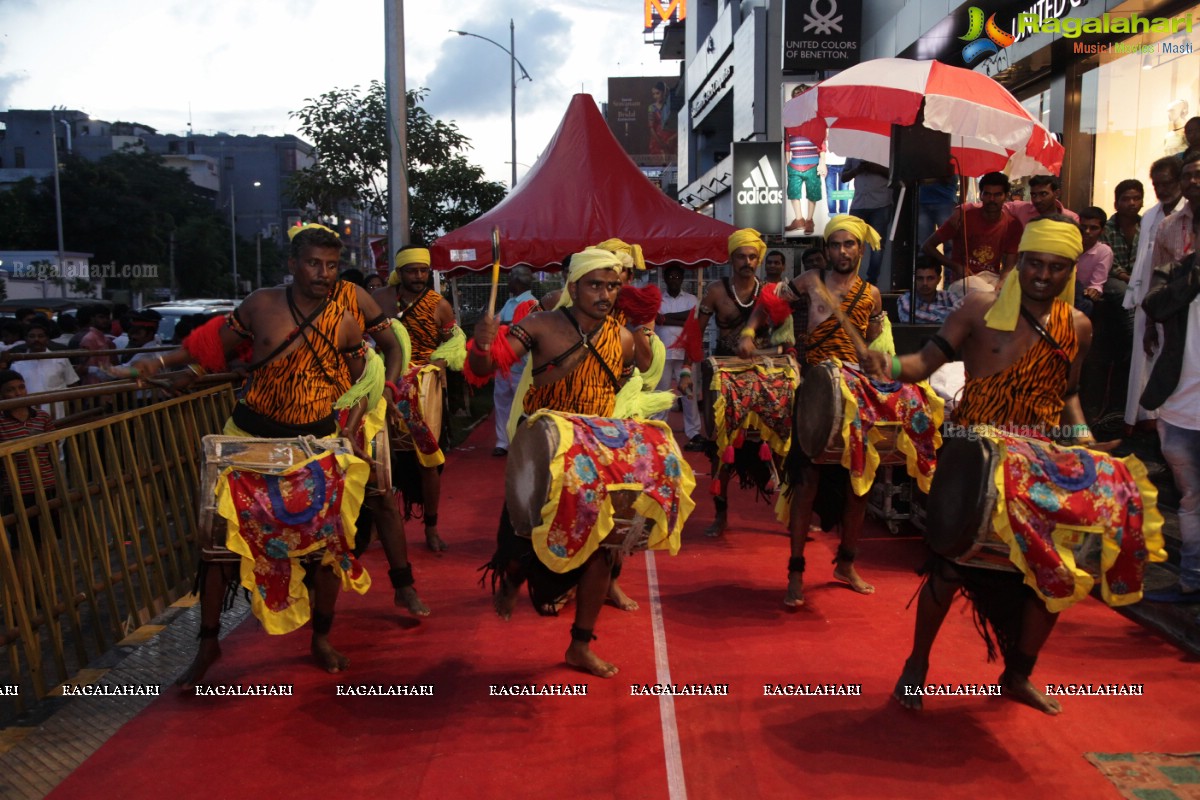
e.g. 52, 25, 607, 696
645, 550, 688, 800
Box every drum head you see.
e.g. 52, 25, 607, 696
505, 417, 556, 536
795, 363, 839, 459
923, 436, 995, 559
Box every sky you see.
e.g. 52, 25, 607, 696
0, 0, 675, 185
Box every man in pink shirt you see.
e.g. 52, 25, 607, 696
1007, 175, 1080, 228
1076, 207, 1114, 307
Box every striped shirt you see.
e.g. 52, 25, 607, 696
788, 135, 820, 173
0, 409, 57, 494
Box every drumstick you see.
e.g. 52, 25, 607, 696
811, 278, 872, 365
487, 225, 501, 317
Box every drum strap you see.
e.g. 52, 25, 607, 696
244, 287, 331, 374
1017, 305, 1070, 380
541, 309, 623, 393
395, 287, 431, 321
805, 278, 867, 355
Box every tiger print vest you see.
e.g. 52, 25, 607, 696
955, 299, 1078, 429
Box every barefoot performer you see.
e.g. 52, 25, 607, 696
327, 259, 430, 617
468, 247, 691, 678
117, 223, 392, 685
862, 216, 1165, 714
535, 239, 663, 613
740, 215, 885, 604
686, 228, 793, 537
374, 245, 459, 552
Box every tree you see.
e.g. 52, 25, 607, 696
0, 150, 234, 298
289, 82, 507, 245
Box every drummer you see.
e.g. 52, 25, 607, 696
120, 224, 382, 685
327, 257, 430, 617
739, 215, 884, 604
692, 228, 775, 536
862, 216, 1095, 714
468, 248, 646, 678
374, 246, 457, 552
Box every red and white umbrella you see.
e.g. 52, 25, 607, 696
782, 58, 1064, 177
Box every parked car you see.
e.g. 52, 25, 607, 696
143, 299, 239, 343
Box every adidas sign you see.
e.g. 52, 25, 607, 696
737, 156, 784, 205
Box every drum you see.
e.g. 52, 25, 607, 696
392, 364, 444, 452
198, 435, 357, 562
701, 354, 800, 441
506, 413, 687, 556
923, 434, 1090, 571
794, 360, 908, 465
368, 425, 390, 490
921, 435, 1011, 570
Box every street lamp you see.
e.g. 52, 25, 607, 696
252, 181, 263, 290
450, 20, 532, 189
229, 188, 238, 299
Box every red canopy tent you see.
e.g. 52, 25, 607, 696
430, 94, 737, 273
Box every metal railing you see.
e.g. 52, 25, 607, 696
0, 381, 236, 714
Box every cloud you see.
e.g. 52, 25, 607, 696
421, 4, 572, 119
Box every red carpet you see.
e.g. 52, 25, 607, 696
50, 414, 1200, 800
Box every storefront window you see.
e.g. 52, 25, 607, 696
1079, 6, 1199, 209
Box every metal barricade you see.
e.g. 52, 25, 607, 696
0, 381, 236, 714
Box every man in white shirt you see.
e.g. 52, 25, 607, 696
11, 317, 79, 420
1124, 157, 1184, 429
1142, 152, 1200, 599
655, 265, 702, 448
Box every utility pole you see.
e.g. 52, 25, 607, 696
385, 0, 410, 254
50, 107, 66, 300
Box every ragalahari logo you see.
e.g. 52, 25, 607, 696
960, 7, 1016, 63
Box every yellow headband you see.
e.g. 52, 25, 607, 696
387, 248, 432, 286
287, 222, 338, 241
553, 248, 624, 310
984, 219, 1081, 331
593, 238, 646, 272
1017, 217, 1084, 262
823, 214, 882, 251
727, 228, 767, 263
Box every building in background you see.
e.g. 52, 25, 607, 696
664, 0, 1197, 286
0, 109, 316, 274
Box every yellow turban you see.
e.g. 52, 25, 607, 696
823, 214, 882, 251
984, 218, 1081, 331
727, 228, 767, 263
387, 248, 432, 286
553, 248, 624, 310
593, 238, 646, 272
287, 222, 338, 241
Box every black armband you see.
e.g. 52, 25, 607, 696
923, 334, 957, 361
364, 313, 391, 335
510, 324, 534, 351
